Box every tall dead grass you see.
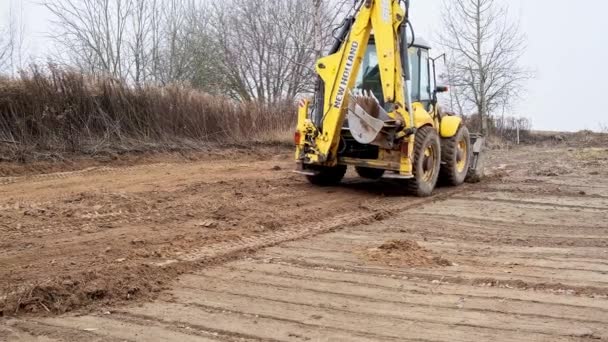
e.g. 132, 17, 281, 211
0, 65, 295, 160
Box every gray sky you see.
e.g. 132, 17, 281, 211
1, 0, 607, 132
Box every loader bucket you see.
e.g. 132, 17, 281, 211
347, 92, 398, 149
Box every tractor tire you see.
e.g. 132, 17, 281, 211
440, 125, 472, 186
355, 166, 385, 180
406, 126, 441, 197
306, 165, 347, 186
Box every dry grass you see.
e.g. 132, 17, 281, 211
0, 65, 296, 161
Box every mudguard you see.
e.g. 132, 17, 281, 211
440, 116, 462, 138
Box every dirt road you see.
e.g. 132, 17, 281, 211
1, 146, 608, 341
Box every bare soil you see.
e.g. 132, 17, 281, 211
1, 144, 608, 341
0, 146, 429, 315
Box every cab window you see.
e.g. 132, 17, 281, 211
409, 49, 420, 101
355, 44, 382, 101
355, 43, 432, 104
419, 49, 431, 101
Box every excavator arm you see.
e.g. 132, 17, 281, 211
299, 0, 413, 165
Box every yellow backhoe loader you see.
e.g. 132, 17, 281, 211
294, 0, 484, 196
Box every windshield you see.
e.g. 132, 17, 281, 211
355, 45, 382, 100
356, 47, 378, 85
355, 43, 427, 103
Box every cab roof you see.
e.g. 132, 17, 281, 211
411, 36, 431, 50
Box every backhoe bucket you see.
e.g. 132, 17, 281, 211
347, 91, 398, 149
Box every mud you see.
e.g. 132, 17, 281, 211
0, 148, 444, 316
1, 144, 608, 341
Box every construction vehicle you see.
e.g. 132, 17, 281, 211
294, 0, 484, 196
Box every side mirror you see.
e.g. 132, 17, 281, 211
435, 86, 449, 93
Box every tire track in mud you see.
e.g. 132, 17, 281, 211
137, 290, 586, 342
271, 245, 608, 282
160, 187, 464, 266
114, 305, 410, 342
18, 315, 222, 342
450, 195, 608, 211
219, 261, 608, 309
86, 312, 262, 342
267, 244, 608, 273
177, 274, 608, 326
0, 164, 173, 186
5, 146, 608, 341
198, 264, 608, 313
0, 155, 468, 318
170, 285, 605, 338
259, 255, 608, 296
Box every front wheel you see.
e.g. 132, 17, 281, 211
440, 125, 472, 186
407, 126, 441, 197
306, 165, 347, 186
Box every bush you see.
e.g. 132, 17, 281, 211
495, 116, 532, 142
462, 113, 532, 143
0, 65, 296, 158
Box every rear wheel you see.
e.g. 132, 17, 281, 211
306, 165, 347, 186
407, 126, 441, 197
440, 125, 471, 186
355, 166, 385, 180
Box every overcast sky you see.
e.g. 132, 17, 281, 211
1, 0, 607, 132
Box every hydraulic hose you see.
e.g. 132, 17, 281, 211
401, 0, 416, 133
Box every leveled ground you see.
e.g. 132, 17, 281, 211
1, 145, 608, 341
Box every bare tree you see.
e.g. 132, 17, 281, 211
0, 0, 26, 75
0, 28, 12, 73
180, 4, 227, 93
209, 0, 351, 103
41, 0, 350, 102
140, 0, 225, 90
315, 0, 354, 53
129, 0, 154, 85
156, 0, 189, 84
45, 0, 133, 80
210, 0, 300, 102
438, 0, 530, 134
44, 0, 222, 87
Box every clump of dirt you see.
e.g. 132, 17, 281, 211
0, 241, 257, 318
0, 263, 184, 317
359, 240, 452, 267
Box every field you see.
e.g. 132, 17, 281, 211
1, 144, 608, 341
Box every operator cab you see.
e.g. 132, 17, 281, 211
355, 36, 435, 110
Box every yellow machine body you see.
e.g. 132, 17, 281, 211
295, 0, 477, 192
